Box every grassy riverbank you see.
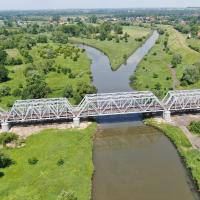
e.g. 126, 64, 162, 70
145, 119, 200, 191
70, 26, 151, 70
0, 124, 96, 200
132, 26, 200, 97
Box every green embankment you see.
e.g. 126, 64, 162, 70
0, 43, 91, 108
0, 124, 96, 200
132, 26, 200, 95
132, 33, 173, 96
70, 26, 151, 70
145, 119, 200, 191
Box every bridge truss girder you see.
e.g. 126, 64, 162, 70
6, 98, 74, 123
163, 89, 200, 111
76, 91, 164, 117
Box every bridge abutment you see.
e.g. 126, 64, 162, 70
1, 122, 10, 132
73, 117, 80, 128
163, 110, 171, 122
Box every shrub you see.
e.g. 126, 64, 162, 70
181, 66, 200, 85
0, 132, 18, 146
63, 84, 73, 98
188, 121, 200, 135
0, 152, 13, 168
153, 73, 158, 78
12, 88, 22, 97
0, 86, 11, 97
171, 53, 182, 68
28, 157, 39, 165
57, 159, 65, 166
57, 190, 78, 200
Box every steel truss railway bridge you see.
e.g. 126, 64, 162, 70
0, 89, 200, 132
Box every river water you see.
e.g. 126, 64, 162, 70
80, 31, 199, 200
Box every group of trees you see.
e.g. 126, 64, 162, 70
181, 62, 200, 86
175, 23, 199, 37
63, 81, 97, 104
0, 50, 9, 83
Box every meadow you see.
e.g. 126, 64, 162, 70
132, 26, 200, 97
70, 26, 152, 70
0, 124, 96, 200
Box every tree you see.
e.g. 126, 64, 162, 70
171, 53, 182, 68
181, 66, 200, 86
89, 15, 97, 24
22, 72, 51, 99
74, 81, 97, 104
37, 35, 48, 43
52, 15, 61, 23
0, 66, 9, 83
0, 50, 8, 65
114, 24, 123, 34
57, 190, 78, 200
52, 32, 68, 44
63, 84, 73, 98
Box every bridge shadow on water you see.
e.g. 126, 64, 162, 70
94, 113, 144, 127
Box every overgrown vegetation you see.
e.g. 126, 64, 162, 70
145, 119, 200, 191
188, 121, 200, 136
132, 25, 200, 98
0, 124, 96, 200
71, 26, 151, 70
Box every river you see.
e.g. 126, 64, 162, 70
80, 31, 199, 200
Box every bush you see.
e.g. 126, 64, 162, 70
0, 152, 13, 168
57, 159, 65, 166
181, 65, 200, 85
28, 157, 38, 165
0, 132, 18, 146
63, 84, 73, 98
153, 73, 158, 78
12, 88, 22, 97
0, 86, 11, 97
0, 65, 9, 83
57, 190, 78, 200
188, 121, 200, 135
171, 53, 182, 68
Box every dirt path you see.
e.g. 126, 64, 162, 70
171, 114, 200, 149
167, 64, 180, 89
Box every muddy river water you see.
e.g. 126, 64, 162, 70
80, 31, 199, 200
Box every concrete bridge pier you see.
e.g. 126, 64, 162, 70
73, 117, 80, 128
163, 110, 171, 122
1, 122, 10, 132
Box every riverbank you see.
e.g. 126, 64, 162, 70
70, 26, 152, 70
0, 124, 96, 200
145, 118, 200, 193
132, 26, 200, 98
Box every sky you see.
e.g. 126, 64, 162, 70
0, 0, 200, 10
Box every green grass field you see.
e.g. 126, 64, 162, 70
0, 43, 91, 108
145, 119, 200, 190
0, 124, 96, 200
132, 26, 200, 96
132, 33, 173, 97
166, 26, 200, 83
187, 38, 200, 53
70, 26, 151, 70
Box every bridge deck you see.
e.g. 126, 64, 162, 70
0, 89, 200, 124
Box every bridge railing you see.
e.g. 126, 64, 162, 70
163, 89, 200, 111
6, 98, 74, 123
75, 91, 165, 117
0, 89, 200, 130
